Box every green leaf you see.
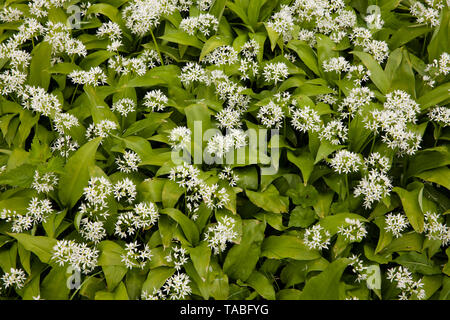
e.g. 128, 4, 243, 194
223, 219, 265, 281
160, 31, 204, 49
188, 242, 211, 282
161, 208, 199, 246
58, 137, 101, 209
287, 40, 320, 75
415, 166, 450, 190
141, 267, 175, 294
352, 51, 389, 94
287, 150, 314, 185
393, 184, 425, 233
289, 206, 317, 228
199, 35, 232, 61
8, 233, 57, 264
246, 185, 289, 213
245, 270, 275, 300
261, 235, 321, 260
298, 258, 350, 300
29, 42, 52, 90
40, 267, 70, 300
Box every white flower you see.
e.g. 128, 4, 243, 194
263, 62, 289, 84
32, 171, 58, 194
290, 106, 321, 133
1, 268, 26, 289
203, 46, 238, 66
111, 98, 136, 117
303, 224, 331, 250
85, 120, 118, 141
257, 100, 285, 129
20, 85, 61, 117
179, 13, 219, 37
80, 218, 106, 244
337, 218, 368, 242
115, 202, 159, 238
169, 126, 191, 151
143, 90, 168, 112
323, 57, 350, 74
68, 67, 107, 87
165, 246, 189, 271
339, 87, 375, 118
121, 241, 152, 269
428, 106, 450, 127
204, 216, 238, 255
143, 272, 191, 300
51, 135, 79, 158
113, 178, 137, 204
385, 212, 410, 238
387, 266, 426, 300
218, 166, 239, 187
53, 112, 79, 134
319, 120, 348, 145
423, 211, 450, 246
267, 5, 295, 42
354, 170, 392, 209
51, 240, 99, 274
116, 150, 141, 173
179, 62, 208, 86
329, 150, 362, 174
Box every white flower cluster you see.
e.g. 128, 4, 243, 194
428, 106, 450, 127
80, 217, 107, 244
179, 13, 219, 37
165, 245, 189, 271
218, 166, 239, 187
365, 90, 422, 156
1, 268, 27, 290
142, 273, 192, 300
423, 52, 450, 87
51, 135, 79, 158
113, 178, 137, 204
263, 62, 289, 84
303, 224, 331, 250
68, 67, 107, 87
206, 129, 247, 159
0, 197, 54, 233
122, 0, 176, 36
96, 21, 123, 52
386, 266, 426, 300
115, 150, 141, 173
20, 85, 61, 117
410, 0, 443, 27
111, 98, 136, 117
290, 105, 322, 133
32, 170, 58, 194
330, 150, 362, 174
349, 254, 370, 283
85, 120, 118, 142
257, 100, 285, 129
115, 202, 160, 239
423, 211, 450, 246
319, 120, 348, 145
204, 216, 238, 255
203, 46, 238, 66
121, 241, 153, 269
169, 164, 230, 216
384, 212, 410, 238
337, 218, 368, 242
169, 126, 192, 151
143, 90, 168, 112
51, 239, 99, 274
354, 152, 393, 209
339, 87, 375, 118
79, 176, 113, 220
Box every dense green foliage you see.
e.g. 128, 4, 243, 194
0, 0, 449, 300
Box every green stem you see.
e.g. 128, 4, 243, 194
434, 126, 441, 147
70, 84, 79, 106
149, 29, 164, 66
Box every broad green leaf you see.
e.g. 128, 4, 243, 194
223, 219, 265, 281
298, 258, 350, 300
58, 137, 101, 208
352, 51, 389, 94
393, 184, 425, 233
245, 270, 275, 300
246, 185, 289, 213
8, 233, 57, 264
161, 208, 199, 246
261, 235, 321, 260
